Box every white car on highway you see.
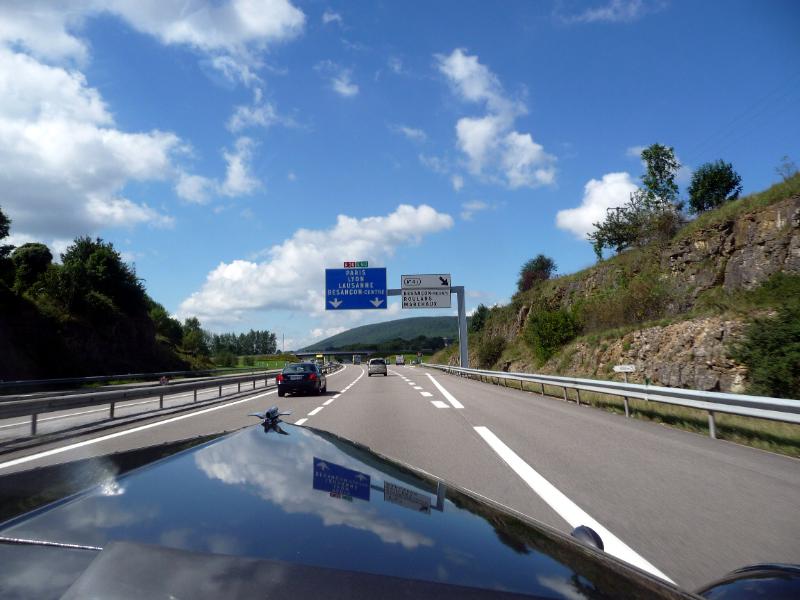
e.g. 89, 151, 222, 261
367, 358, 388, 376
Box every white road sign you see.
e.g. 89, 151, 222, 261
402, 288, 451, 309
384, 481, 431, 514
401, 274, 451, 288
613, 364, 636, 373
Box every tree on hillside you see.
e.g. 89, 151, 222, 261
11, 243, 52, 292
589, 143, 683, 259
182, 317, 210, 356
776, 155, 798, 182
688, 160, 742, 214
517, 254, 556, 293
148, 299, 184, 345
0, 206, 14, 286
59, 237, 146, 314
469, 304, 490, 333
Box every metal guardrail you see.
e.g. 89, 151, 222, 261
1, 363, 343, 438
422, 364, 800, 438
0, 370, 284, 437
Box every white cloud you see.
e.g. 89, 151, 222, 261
626, 145, 646, 159
390, 124, 426, 142
221, 137, 259, 197
178, 204, 453, 322
228, 96, 280, 131
555, 172, 638, 239
0, 47, 182, 243
460, 200, 490, 220
310, 326, 346, 339
176, 173, 215, 204
451, 174, 464, 191
437, 49, 555, 188
559, 0, 656, 24
0, 1, 306, 64
418, 154, 449, 175
322, 10, 343, 25
316, 60, 359, 97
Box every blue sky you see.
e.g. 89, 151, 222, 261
2, 0, 798, 349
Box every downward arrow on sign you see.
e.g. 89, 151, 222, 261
370, 297, 384, 307
329, 298, 343, 308
439, 276, 449, 286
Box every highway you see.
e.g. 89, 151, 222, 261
0, 363, 798, 590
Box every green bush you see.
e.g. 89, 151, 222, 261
213, 350, 236, 367
477, 335, 506, 368
732, 304, 800, 399
242, 355, 255, 367
524, 308, 581, 363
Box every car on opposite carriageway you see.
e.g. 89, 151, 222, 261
367, 357, 388, 376
277, 362, 327, 396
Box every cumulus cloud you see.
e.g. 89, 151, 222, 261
436, 49, 555, 188
390, 124, 426, 142
176, 173, 216, 204
555, 172, 637, 239
228, 91, 281, 132
0, 47, 183, 243
178, 204, 453, 323
316, 60, 359, 97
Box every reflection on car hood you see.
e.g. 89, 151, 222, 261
0, 423, 690, 599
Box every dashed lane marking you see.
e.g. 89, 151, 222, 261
308, 407, 324, 416
420, 392, 433, 397
426, 374, 464, 409
431, 400, 449, 408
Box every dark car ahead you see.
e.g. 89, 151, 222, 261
277, 362, 326, 396
1, 413, 797, 599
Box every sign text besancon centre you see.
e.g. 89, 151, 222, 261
325, 264, 387, 310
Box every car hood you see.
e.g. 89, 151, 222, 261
0, 422, 691, 599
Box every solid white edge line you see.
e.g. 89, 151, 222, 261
332, 394, 341, 399
473, 426, 674, 583
426, 374, 464, 408
294, 418, 308, 426
0, 389, 278, 472
323, 399, 335, 406
431, 400, 449, 408
420, 392, 433, 397
308, 407, 324, 416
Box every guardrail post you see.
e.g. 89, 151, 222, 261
110, 402, 115, 419
540, 382, 545, 395
218, 385, 222, 398
623, 396, 630, 418
193, 389, 197, 403
575, 389, 581, 406
253, 379, 256, 389
708, 411, 717, 439
159, 394, 164, 409
237, 382, 241, 393
562, 387, 568, 402
31, 414, 38, 435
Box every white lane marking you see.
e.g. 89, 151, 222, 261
308, 407, 324, 416
413, 386, 423, 390
431, 400, 449, 408
420, 391, 433, 397
426, 374, 464, 409
294, 418, 308, 426
0, 390, 278, 472
474, 426, 674, 583
323, 398, 335, 406
407, 382, 415, 385
332, 394, 341, 399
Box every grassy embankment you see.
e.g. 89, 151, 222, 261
431, 175, 800, 456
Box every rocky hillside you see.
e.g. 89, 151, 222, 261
435, 175, 800, 394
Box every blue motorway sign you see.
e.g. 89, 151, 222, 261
313, 457, 371, 501
325, 267, 387, 310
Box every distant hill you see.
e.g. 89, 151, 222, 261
301, 316, 459, 351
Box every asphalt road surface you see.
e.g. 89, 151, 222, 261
1, 364, 798, 590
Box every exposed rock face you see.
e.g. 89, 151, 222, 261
527, 316, 749, 392
663, 195, 800, 309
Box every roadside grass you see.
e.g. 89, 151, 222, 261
475, 376, 800, 458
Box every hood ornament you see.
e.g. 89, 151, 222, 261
249, 406, 292, 435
